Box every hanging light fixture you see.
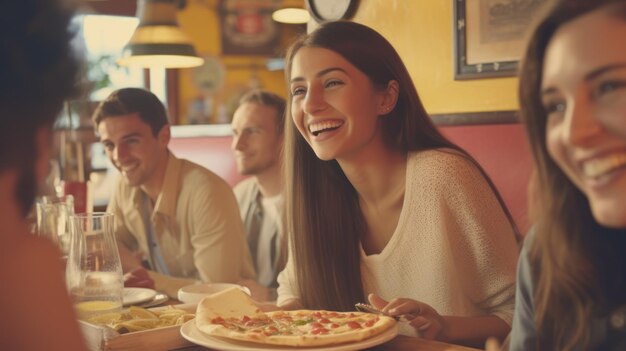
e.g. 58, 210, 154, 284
271, 0, 309, 24
117, 0, 204, 69
272, 7, 310, 24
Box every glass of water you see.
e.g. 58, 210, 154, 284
36, 195, 74, 257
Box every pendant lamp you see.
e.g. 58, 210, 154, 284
272, 7, 309, 24
117, 0, 203, 68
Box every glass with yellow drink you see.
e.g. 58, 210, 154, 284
66, 212, 123, 320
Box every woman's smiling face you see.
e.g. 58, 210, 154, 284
542, 8, 626, 228
288, 47, 391, 161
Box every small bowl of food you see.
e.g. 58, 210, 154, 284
177, 283, 251, 304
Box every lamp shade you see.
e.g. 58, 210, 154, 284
272, 7, 310, 24
117, 0, 203, 68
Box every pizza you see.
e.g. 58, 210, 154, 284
195, 287, 396, 347
198, 309, 396, 347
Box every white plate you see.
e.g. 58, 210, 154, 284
123, 287, 157, 306
180, 319, 398, 351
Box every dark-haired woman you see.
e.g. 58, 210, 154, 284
0, 0, 88, 350
276, 21, 520, 347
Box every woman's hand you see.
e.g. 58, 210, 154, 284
368, 293, 447, 340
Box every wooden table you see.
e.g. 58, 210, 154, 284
371, 335, 481, 350
178, 335, 481, 351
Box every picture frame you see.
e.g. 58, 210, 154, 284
453, 0, 549, 80
219, 0, 280, 55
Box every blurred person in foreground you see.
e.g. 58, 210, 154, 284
231, 90, 287, 302
0, 0, 87, 349
276, 21, 520, 348
92, 88, 255, 298
508, 0, 626, 350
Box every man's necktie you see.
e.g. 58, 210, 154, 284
247, 195, 263, 263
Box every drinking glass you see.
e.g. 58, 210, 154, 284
36, 195, 74, 257
66, 212, 123, 320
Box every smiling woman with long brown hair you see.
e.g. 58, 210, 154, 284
275, 21, 521, 347
510, 0, 626, 349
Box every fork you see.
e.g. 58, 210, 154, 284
355, 303, 401, 321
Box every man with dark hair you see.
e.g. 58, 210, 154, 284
231, 89, 286, 301
93, 88, 255, 297
0, 0, 88, 349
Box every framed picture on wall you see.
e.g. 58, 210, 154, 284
220, 0, 280, 55
453, 0, 549, 80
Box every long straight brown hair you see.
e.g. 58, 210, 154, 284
283, 21, 519, 311
519, 1, 626, 349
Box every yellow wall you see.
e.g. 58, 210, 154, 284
353, 1, 519, 114
175, 0, 519, 122
175, 1, 292, 124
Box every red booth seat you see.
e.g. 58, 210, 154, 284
169, 123, 533, 234
169, 125, 246, 187
440, 124, 533, 234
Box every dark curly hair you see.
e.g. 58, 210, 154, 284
0, 0, 81, 214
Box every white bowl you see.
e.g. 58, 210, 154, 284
177, 283, 251, 304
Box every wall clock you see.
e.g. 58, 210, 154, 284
306, 0, 358, 23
